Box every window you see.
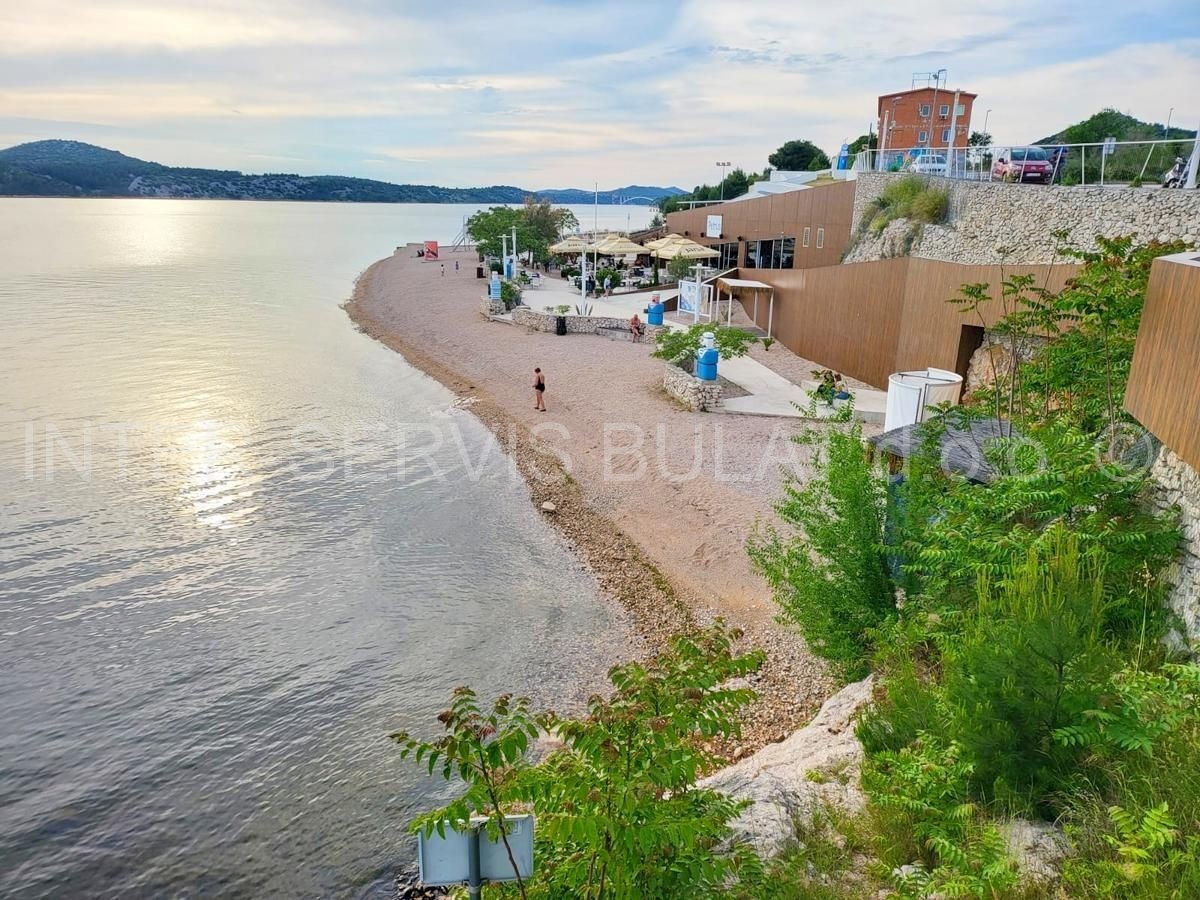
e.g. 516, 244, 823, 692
747, 238, 795, 269
743, 241, 759, 269
918, 103, 930, 117
802, 226, 811, 247
918, 130, 928, 144
941, 127, 951, 143
939, 104, 950, 117
717, 242, 738, 269
955, 103, 965, 117
816, 227, 825, 249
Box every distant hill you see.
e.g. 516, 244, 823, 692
0, 141, 684, 205
1032, 109, 1196, 184
1035, 108, 1195, 145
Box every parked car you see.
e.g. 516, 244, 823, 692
992, 147, 1053, 184
906, 150, 948, 176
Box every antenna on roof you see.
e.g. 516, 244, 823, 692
911, 69, 948, 90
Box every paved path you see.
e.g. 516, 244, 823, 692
519, 275, 886, 422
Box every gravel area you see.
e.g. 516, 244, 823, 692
344, 246, 838, 752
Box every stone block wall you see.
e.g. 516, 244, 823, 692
849, 172, 1200, 265
1149, 445, 1200, 651
663, 363, 723, 411
479, 296, 506, 317
510, 306, 663, 338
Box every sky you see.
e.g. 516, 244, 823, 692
2, 0, 1199, 190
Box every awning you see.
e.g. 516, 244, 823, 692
715, 277, 773, 291
711, 276, 776, 337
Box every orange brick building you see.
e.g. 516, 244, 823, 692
877, 87, 977, 153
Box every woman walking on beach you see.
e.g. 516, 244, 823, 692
533, 367, 547, 411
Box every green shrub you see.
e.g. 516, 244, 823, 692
908, 188, 948, 223
393, 622, 767, 899
859, 175, 948, 236
749, 423, 895, 680
863, 733, 1018, 897
1058, 664, 1200, 897
499, 279, 522, 310
595, 266, 623, 289
940, 530, 1124, 813
652, 323, 758, 366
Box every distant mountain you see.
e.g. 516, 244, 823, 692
0, 141, 684, 205
1035, 108, 1195, 145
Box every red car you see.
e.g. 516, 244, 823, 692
992, 147, 1053, 184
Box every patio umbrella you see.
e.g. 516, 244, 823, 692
644, 233, 684, 251
652, 238, 719, 260
593, 235, 646, 256
548, 235, 591, 254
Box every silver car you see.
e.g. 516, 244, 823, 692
906, 152, 948, 176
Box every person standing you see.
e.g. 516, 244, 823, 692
440, 263, 445, 276
603, 274, 612, 297
533, 367, 546, 411
455, 259, 460, 273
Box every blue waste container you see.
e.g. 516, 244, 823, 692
696, 347, 719, 381
647, 301, 665, 326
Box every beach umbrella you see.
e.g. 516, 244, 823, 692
644, 233, 684, 251
548, 235, 591, 254
593, 235, 646, 256
652, 238, 719, 260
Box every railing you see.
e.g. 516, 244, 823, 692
853, 138, 1198, 187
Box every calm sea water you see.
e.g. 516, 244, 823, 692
0, 199, 653, 898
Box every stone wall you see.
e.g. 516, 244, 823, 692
511, 306, 663, 338
479, 296, 506, 317
663, 363, 723, 411
849, 172, 1200, 265
1149, 445, 1200, 651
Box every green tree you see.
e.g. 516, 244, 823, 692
749, 423, 895, 680
651, 323, 758, 365
768, 139, 830, 172
467, 200, 579, 264
848, 133, 878, 154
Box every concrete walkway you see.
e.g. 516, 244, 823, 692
719, 357, 886, 422
510, 275, 885, 422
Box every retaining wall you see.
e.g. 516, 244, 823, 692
663, 363, 723, 411
849, 173, 1200, 265
1149, 446, 1200, 651
510, 306, 663, 338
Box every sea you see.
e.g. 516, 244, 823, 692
0, 199, 654, 898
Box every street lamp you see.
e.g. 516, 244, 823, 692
716, 161, 731, 201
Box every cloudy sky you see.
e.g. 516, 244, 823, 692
3, 0, 1199, 190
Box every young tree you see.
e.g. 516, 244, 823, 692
768, 139, 831, 172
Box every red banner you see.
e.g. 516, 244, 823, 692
423, 240, 439, 260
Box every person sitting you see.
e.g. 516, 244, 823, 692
629, 313, 644, 342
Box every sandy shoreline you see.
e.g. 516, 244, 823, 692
344, 246, 835, 752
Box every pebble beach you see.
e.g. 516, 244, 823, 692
344, 246, 840, 753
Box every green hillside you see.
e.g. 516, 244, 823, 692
0, 140, 683, 204
1036, 109, 1195, 184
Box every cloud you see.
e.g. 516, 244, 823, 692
0, 0, 1197, 188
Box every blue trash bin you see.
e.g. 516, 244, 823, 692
696, 347, 718, 381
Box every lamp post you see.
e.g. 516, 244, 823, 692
716, 161, 731, 201
981, 109, 992, 178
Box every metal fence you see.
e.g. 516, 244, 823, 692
853, 138, 1198, 187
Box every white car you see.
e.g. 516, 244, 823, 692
907, 152, 948, 176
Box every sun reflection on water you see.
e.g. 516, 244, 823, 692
175, 419, 257, 529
